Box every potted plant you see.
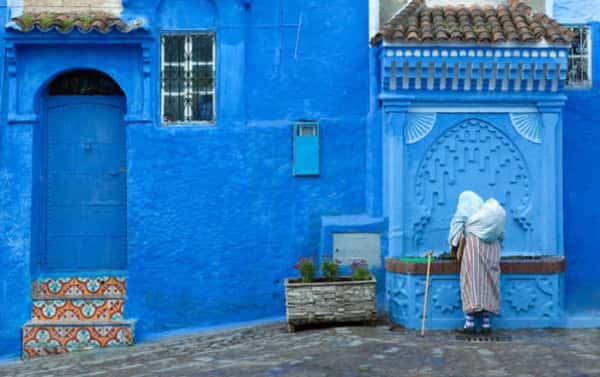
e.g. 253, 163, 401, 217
284, 256, 377, 332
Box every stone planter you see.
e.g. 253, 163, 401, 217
284, 277, 377, 332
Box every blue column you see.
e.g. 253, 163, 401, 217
538, 101, 565, 255
383, 100, 410, 258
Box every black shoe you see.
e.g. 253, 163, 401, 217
481, 327, 492, 336
455, 327, 476, 335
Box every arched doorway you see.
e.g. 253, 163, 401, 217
41, 70, 127, 272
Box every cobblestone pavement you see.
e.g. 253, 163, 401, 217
1, 323, 600, 377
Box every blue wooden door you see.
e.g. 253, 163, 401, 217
44, 96, 126, 271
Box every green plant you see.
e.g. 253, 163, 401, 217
322, 255, 341, 281
351, 259, 370, 281
18, 14, 35, 30
38, 13, 54, 29
61, 16, 75, 30
78, 14, 95, 29
294, 257, 315, 283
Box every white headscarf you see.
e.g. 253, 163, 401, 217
465, 198, 506, 243
448, 191, 484, 246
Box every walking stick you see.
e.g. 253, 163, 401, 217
421, 251, 433, 337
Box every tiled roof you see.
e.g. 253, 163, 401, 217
6, 12, 145, 33
371, 0, 573, 46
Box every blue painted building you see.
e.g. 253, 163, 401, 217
0, 0, 598, 360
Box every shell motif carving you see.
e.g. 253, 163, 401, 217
510, 113, 542, 144
414, 119, 532, 246
405, 113, 436, 144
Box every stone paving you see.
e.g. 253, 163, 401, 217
1, 322, 600, 377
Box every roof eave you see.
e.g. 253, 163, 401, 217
380, 40, 571, 49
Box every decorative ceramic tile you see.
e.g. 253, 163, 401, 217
22, 323, 134, 359
31, 299, 124, 321
32, 276, 126, 298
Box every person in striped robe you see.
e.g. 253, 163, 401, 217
449, 191, 506, 335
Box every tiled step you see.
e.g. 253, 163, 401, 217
22, 320, 135, 359
31, 299, 124, 321
32, 276, 126, 299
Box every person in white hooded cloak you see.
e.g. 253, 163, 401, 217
449, 191, 506, 334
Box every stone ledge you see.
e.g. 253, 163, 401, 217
385, 256, 565, 275
285, 277, 376, 287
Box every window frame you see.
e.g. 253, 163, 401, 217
565, 24, 592, 90
160, 31, 217, 126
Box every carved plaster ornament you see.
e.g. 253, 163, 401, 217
510, 113, 542, 144
413, 119, 532, 246
405, 113, 436, 144
431, 282, 461, 314
505, 282, 537, 313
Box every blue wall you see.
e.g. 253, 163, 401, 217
124, 0, 369, 337
0, 0, 32, 360
1, 0, 599, 361
562, 22, 600, 318
554, 1, 600, 318
0, 0, 369, 359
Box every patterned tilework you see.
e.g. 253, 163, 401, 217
32, 276, 126, 298
31, 299, 124, 321
24, 276, 133, 359
22, 323, 134, 359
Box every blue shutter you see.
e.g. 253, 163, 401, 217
293, 121, 320, 176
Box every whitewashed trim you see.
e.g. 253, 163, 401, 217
8, 0, 23, 17
546, 0, 554, 18
369, 0, 380, 41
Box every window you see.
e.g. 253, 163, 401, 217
48, 70, 124, 96
566, 25, 591, 88
161, 33, 215, 124
298, 124, 317, 137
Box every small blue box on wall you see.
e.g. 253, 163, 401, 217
293, 121, 320, 176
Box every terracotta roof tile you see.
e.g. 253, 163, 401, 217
6, 12, 144, 33
370, 0, 573, 46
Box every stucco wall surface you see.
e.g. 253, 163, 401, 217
0, 0, 369, 359
126, 119, 367, 336
562, 28, 600, 317
554, 0, 600, 23
553, 2, 600, 317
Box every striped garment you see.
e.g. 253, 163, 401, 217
460, 233, 501, 314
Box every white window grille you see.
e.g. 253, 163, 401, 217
566, 26, 591, 89
161, 33, 216, 124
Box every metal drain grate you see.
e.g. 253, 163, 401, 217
455, 335, 512, 342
